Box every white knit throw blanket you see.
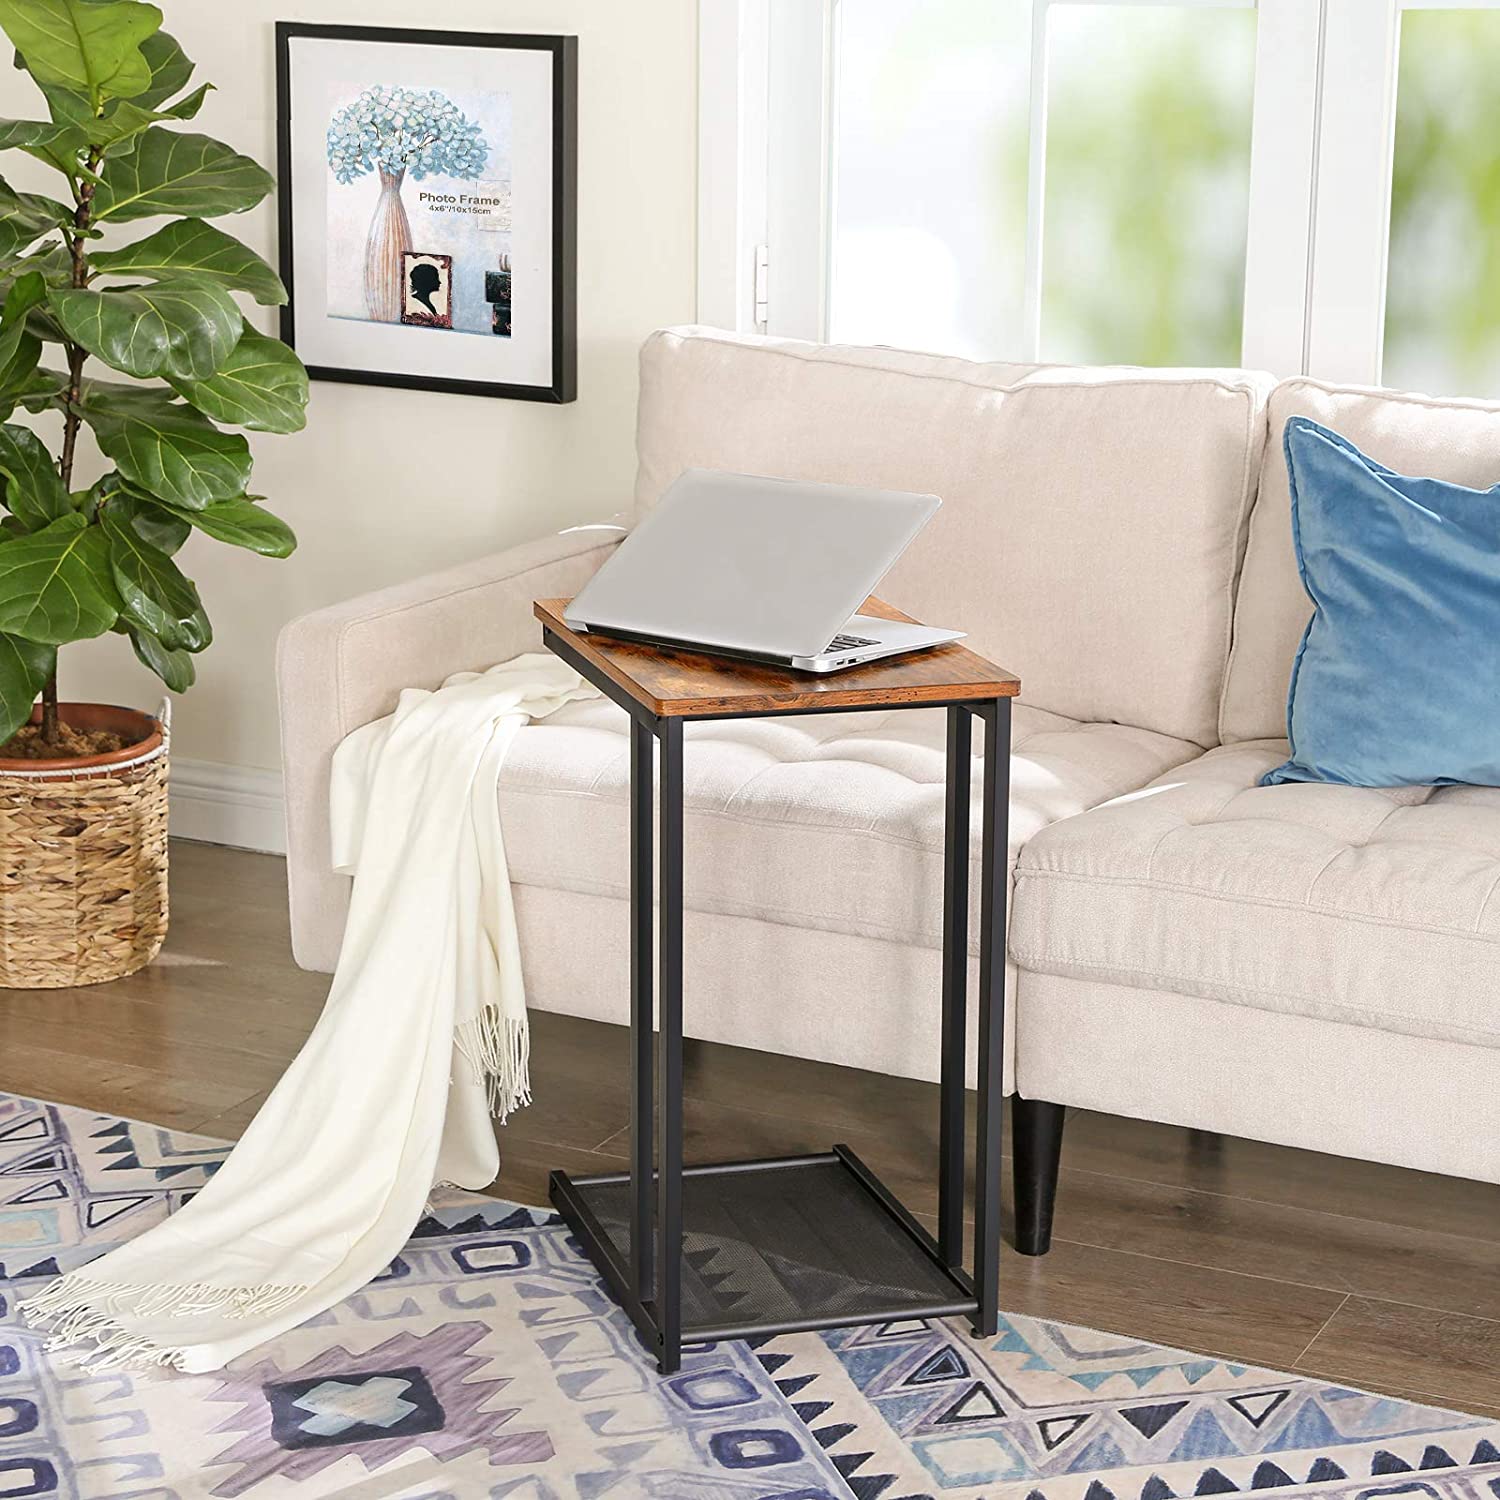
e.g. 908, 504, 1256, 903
22, 653, 598, 1373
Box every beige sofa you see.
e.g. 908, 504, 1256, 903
277, 327, 1500, 1253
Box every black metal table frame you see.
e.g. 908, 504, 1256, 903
543, 623, 1011, 1375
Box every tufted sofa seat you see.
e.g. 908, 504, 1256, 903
1011, 739, 1500, 1049
498, 697, 1197, 954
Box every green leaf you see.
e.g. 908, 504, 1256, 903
2, 240, 71, 288
0, 116, 73, 148
20, 298, 63, 344
14, 364, 66, 411
100, 499, 205, 648
0, 511, 118, 642
0, 330, 40, 388
0, 273, 45, 413
84, 81, 210, 153
2, 268, 47, 322
39, 32, 201, 126
79, 379, 250, 508
130, 26, 190, 109
68, 468, 109, 520
91, 218, 286, 304
0, 627, 53, 740
161, 492, 294, 557
36, 77, 92, 131
49, 277, 242, 380
1, 243, 73, 346
92, 127, 273, 221
0, 178, 71, 262
0, 420, 67, 528
128, 619, 191, 689
160, 78, 207, 118
0, 323, 41, 413
0, 0, 162, 103
0, 115, 84, 170
86, 95, 163, 151
170, 324, 306, 433
98, 480, 187, 551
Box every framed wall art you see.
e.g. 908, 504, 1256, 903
276, 24, 577, 403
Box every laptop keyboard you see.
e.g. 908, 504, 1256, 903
825, 633, 879, 652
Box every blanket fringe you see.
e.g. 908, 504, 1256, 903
454, 1003, 531, 1122
20, 1273, 308, 1372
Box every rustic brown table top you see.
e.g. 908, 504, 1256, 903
534, 596, 1020, 719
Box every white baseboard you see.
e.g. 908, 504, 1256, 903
169, 758, 286, 855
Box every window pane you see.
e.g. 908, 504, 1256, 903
831, 0, 1030, 358
1042, 5, 1256, 366
1385, 9, 1500, 397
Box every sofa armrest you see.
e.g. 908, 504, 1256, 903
275, 524, 623, 971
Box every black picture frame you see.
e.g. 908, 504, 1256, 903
275, 23, 577, 404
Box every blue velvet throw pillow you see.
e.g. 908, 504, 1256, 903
1262, 416, 1500, 788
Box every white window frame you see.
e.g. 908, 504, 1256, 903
1301, 0, 1400, 384
696, 0, 835, 340
697, 0, 769, 334
711, 0, 1499, 384
1240, 0, 1327, 375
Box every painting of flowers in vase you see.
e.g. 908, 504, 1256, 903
278, 26, 576, 402
324, 82, 512, 336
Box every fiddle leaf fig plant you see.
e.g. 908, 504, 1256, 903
0, 0, 307, 750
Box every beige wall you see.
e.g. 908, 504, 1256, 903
1, 2, 698, 772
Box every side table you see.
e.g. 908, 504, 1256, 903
538, 596, 1021, 1374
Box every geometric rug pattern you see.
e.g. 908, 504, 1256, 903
2, 1090, 1498, 1499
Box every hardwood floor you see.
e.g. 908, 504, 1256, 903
2, 840, 1497, 1416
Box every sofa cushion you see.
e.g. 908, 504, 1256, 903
1010, 740, 1500, 1048
497, 696, 1197, 953
1265, 417, 1500, 788
1222, 378, 1500, 742
636, 326, 1274, 746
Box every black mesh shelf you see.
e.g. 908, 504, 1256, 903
551, 1149, 977, 1342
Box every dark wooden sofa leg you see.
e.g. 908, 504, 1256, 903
1013, 1097, 1066, 1255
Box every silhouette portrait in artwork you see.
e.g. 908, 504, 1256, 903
398, 251, 453, 328
409, 260, 442, 316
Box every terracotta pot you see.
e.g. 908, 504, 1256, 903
0, 702, 162, 773
0, 703, 169, 988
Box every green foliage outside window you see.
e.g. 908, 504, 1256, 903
1032, 7, 1255, 369
847, 3, 1500, 395
1386, 9, 1500, 396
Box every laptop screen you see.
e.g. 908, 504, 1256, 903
563, 470, 940, 659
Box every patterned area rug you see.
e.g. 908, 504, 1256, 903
2, 1090, 1497, 1500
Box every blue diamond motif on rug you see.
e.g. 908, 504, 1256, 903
266, 1364, 444, 1448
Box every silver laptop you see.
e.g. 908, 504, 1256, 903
564, 469, 963, 672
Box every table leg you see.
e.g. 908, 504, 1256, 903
938, 705, 972, 1268
629, 715, 654, 1303
655, 716, 685, 1374
973, 696, 1011, 1337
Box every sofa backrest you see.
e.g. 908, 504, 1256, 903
1221, 378, 1500, 743
635, 326, 1273, 746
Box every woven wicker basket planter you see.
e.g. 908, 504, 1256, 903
0, 703, 169, 989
